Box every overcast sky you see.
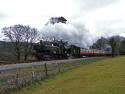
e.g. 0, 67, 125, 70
0, 0, 125, 40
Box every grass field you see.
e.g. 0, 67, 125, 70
14, 56, 125, 94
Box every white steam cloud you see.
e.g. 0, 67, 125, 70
40, 21, 99, 48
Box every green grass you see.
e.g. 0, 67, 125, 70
14, 56, 125, 94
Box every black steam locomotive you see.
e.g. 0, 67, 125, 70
32, 40, 80, 60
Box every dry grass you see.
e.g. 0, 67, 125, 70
12, 56, 125, 94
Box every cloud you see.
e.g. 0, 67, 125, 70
0, 0, 79, 29
0, 0, 77, 17
0, 13, 7, 19
0, 0, 125, 44
96, 21, 125, 37
0, 14, 3, 18
74, 0, 118, 11
80, 0, 125, 38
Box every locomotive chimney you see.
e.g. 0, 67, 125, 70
40, 40, 43, 44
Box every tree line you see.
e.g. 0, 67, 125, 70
91, 36, 125, 57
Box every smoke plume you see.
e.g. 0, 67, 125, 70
40, 21, 99, 48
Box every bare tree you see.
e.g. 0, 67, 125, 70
22, 28, 38, 61
2, 24, 38, 61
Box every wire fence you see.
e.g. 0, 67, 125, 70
0, 57, 105, 94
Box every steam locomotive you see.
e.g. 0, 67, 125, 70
32, 40, 80, 60
32, 40, 111, 60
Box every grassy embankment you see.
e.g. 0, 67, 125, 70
14, 56, 125, 94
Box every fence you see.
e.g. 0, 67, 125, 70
0, 57, 104, 94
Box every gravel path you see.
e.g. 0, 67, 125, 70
0, 58, 85, 71
0, 57, 105, 71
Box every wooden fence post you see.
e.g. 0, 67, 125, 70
40, 65, 43, 80
44, 63, 48, 77
31, 66, 35, 83
15, 71, 19, 87
58, 63, 61, 73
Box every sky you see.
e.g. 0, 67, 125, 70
0, 0, 125, 46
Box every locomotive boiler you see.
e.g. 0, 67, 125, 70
32, 40, 80, 60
